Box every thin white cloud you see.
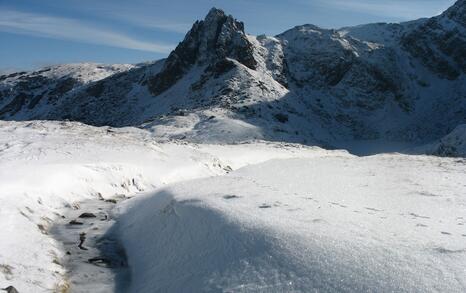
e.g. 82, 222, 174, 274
0, 9, 175, 53
48, 0, 192, 34
106, 12, 191, 34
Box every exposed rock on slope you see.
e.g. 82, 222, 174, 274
148, 8, 256, 96
423, 124, 466, 157
0, 63, 133, 120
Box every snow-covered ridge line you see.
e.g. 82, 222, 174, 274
1, 2, 465, 148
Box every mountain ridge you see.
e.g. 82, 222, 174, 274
0, 2, 465, 149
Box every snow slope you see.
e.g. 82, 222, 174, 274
0, 120, 326, 292
116, 154, 466, 292
1, 121, 465, 292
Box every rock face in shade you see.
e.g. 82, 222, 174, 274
148, 8, 257, 96
0, 2, 465, 146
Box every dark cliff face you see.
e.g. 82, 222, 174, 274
148, 8, 257, 96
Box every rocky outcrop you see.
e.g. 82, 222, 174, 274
148, 8, 257, 96
0, 64, 132, 120
422, 124, 466, 157
278, 24, 408, 111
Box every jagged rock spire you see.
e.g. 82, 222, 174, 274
148, 8, 256, 96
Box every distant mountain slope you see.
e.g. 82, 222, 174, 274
1, 1, 465, 146
0, 63, 134, 120
417, 124, 466, 157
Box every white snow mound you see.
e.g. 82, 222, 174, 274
116, 155, 466, 292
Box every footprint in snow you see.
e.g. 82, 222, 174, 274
364, 207, 384, 212
329, 202, 347, 208
434, 247, 465, 254
409, 212, 430, 219
287, 208, 301, 212
302, 197, 319, 203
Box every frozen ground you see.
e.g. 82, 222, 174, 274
0, 120, 465, 292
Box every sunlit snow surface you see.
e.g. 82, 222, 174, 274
0, 121, 465, 292
117, 155, 466, 292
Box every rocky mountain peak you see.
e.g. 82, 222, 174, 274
148, 8, 256, 96
204, 7, 228, 27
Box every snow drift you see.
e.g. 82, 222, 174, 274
115, 156, 466, 292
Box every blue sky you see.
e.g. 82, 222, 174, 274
0, 0, 456, 72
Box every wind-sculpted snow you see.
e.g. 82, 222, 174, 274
116, 155, 466, 292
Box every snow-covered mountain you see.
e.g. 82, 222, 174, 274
0, 63, 134, 120
1, 1, 465, 146
416, 124, 466, 157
